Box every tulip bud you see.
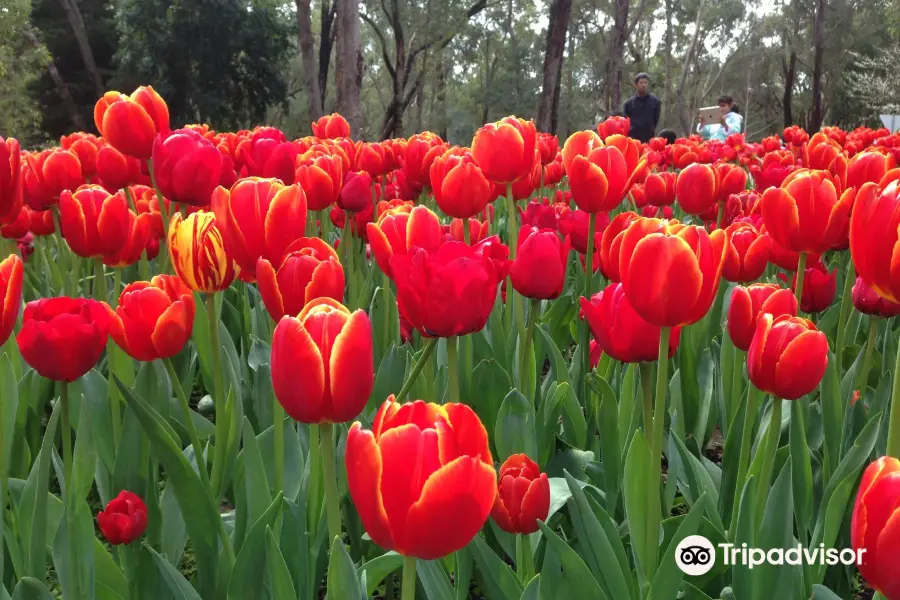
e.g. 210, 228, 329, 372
430, 148, 493, 220
491, 454, 550, 534
510, 226, 569, 300
338, 171, 373, 213
151, 128, 223, 206
747, 313, 828, 400
271, 298, 373, 423
780, 259, 837, 314
311, 113, 351, 139
722, 220, 771, 283
675, 163, 718, 216
852, 277, 900, 318
97, 490, 148, 545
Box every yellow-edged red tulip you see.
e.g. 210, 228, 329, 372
168, 211, 240, 293
850, 181, 900, 302
367, 205, 443, 279
1, 137, 23, 225
471, 116, 537, 184
0, 254, 24, 346
675, 163, 718, 216
747, 313, 828, 400
311, 113, 351, 139
94, 87, 169, 160
430, 147, 493, 219
851, 456, 900, 600
59, 184, 130, 259
270, 298, 373, 423
295, 152, 343, 211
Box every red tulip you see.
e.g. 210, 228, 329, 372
367, 205, 444, 279
257, 237, 345, 321
847, 152, 897, 189
23, 149, 84, 210
0, 137, 22, 225
59, 185, 130, 259
644, 171, 676, 207
557, 209, 608, 256
747, 313, 828, 400
536, 133, 559, 165
338, 170, 373, 213
722, 220, 771, 283
850, 181, 900, 303
520, 200, 563, 230
94, 87, 169, 159
211, 178, 308, 278
567, 144, 631, 213
618, 218, 727, 327
355, 142, 388, 177
510, 227, 569, 299
311, 113, 351, 139
271, 298, 373, 423
235, 128, 296, 184
472, 116, 537, 184
491, 454, 550, 534
151, 128, 223, 206
852, 277, 900, 318
430, 147, 493, 219
0, 255, 24, 346
580, 283, 682, 363
17, 297, 113, 382
780, 259, 837, 314
391, 238, 509, 337
109, 275, 194, 361
345, 397, 496, 559
97, 491, 148, 545
95, 145, 148, 192
676, 163, 718, 216
295, 152, 344, 211
727, 284, 798, 352
851, 456, 900, 600
60, 133, 102, 179
716, 163, 748, 201
103, 210, 152, 268
403, 132, 446, 192
598, 211, 639, 282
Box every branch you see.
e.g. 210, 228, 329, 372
360, 12, 397, 80
624, 0, 651, 39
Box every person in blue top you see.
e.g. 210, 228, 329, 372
697, 94, 743, 141
623, 73, 661, 143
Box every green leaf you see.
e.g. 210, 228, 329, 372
537, 382, 567, 467
227, 494, 284, 600
560, 384, 587, 449
147, 544, 203, 600
115, 377, 221, 599
647, 493, 708, 600
671, 434, 724, 534
21, 401, 59, 579
455, 545, 472, 600
10, 578, 55, 600
360, 552, 403, 598
520, 575, 540, 600
495, 389, 538, 462
537, 521, 608, 599
368, 343, 407, 414
471, 359, 513, 441
264, 526, 294, 599
416, 559, 456, 600
623, 429, 653, 586
586, 374, 622, 512
51, 500, 95, 600
93, 538, 128, 600
1, 353, 19, 475
563, 471, 632, 600
811, 585, 845, 600
470, 535, 523, 600
789, 401, 813, 540
326, 535, 362, 600
820, 353, 843, 483
235, 417, 272, 552
69, 397, 97, 505
751, 465, 794, 600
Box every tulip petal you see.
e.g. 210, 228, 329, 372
265, 184, 308, 263
256, 257, 285, 320
151, 299, 192, 360
773, 330, 829, 400
345, 422, 395, 551
517, 473, 551, 534
270, 316, 326, 422
328, 309, 373, 422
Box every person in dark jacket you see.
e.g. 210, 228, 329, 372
623, 73, 661, 143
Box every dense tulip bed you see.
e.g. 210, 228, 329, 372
2, 87, 900, 600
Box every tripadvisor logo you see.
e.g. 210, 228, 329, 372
675, 535, 867, 576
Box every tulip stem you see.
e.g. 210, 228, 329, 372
515, 533, 534, 583
343, 216, 353, 307
274, 403, 285, 496
730, 385, 760, 535
60, 381, 81, 598
854, 318, 878, 403
582, 212, 597, 403
148, 160, 170, 240
318, 423, 343, 546
401, 555, 417, 600
207, 293, 228, 500
793, 252, 807, 310
886, 319, 900, 458
447, 336, 461, 404
646, 327, 671, 578
639, 362, 654, 441
835, 259, 855, 363
716, 200, 725, 231
754, 396, 783, 529
396, 338, 437, 402
163, 358, 211, 493
518, 299, 540, 401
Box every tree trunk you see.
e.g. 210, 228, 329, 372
603, 0, 629, 113
334, 0, 362, 135
810, 0, 826, 131
663, 0, 673, 126
782, 50, 796, 128
436, 50, 448, 140
57, 0, 104, 99
536, 0, 573, 134
295, 0, 324, 125
676, 0, 706, 135
23, 27, 87, 131
319, 0, 336, 108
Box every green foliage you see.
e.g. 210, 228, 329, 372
0, 0, 48, 144
113, 0, 293, 129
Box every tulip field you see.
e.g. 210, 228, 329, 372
3, 87, 900, 600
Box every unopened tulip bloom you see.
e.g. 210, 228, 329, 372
510, 227, 569, 299
852, 277, 900, 318
403, 132, 446, 193
271, 298, 373, 423
0, 255, 24, 346
97, 491, 148, 545
345, 397, 497, 559
598, 211, 638, 282
491, 454, 550, 534
472, 116, 537, 184
23, 149, 84, 210
747, 313, 828, 400
618, 218, 727, 327
311, 113, 351, 139
558, 210, 609, 255
430, 148, 494, 219
446, 218, 490, 245
109, 275, 194, 361
850, 181, 900, 303
644, 171, 676, 207
716, 163, 748, 201
391, 238, 510, 337
761, 169, 851, 255
59, 185, 130, 259
151, 128, 223, 206
168, 211, 240, 293
851, 457, 900, 600
95, 145, 147, 191
0, 137, 22, 225
367, 205, 443, 279
94, 87, 169, 159
781, 259, 837, 314
581, 283, 682, 363
257, 237, 345, 321
103, 210, 152, 268
536, 132, 559, 166
211, 178, 307, 278
727, 284, 798, 352
722, 220, 771, 283
567, 144, 630, 213
17, 297, 113, 382
676, 163, 718, 216
295, 153, 343, 211
338, 170, 373, 213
